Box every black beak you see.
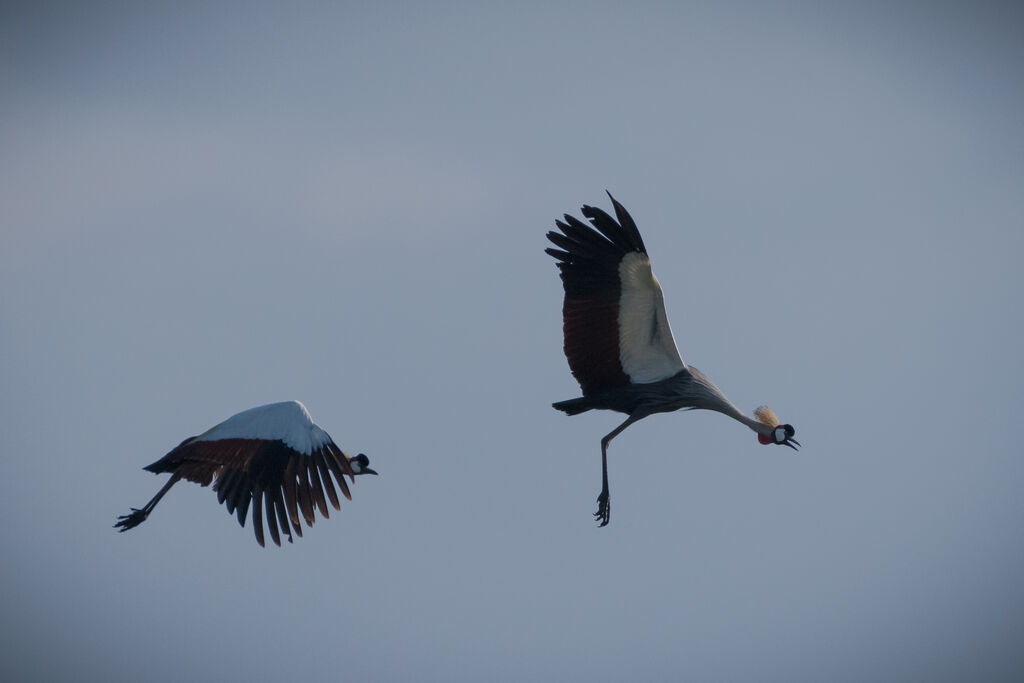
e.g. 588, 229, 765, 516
363, 467, 378, 476
784, 438, 801, 451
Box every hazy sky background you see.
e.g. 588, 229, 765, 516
2, 2, 1022, 681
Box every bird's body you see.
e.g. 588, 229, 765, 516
554, 366, 736, 419
546, 194, 799, 526
115, 401, 377, 546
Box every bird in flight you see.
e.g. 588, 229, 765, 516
545, 193, 799, 526
115, 401, 377, 546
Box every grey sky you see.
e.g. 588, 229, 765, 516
2, 2, 1022, 681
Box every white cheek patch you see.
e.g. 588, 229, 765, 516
350, 460, 363, 474
775, 427, 786, 443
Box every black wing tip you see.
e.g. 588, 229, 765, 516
546, 192, 649, 276
575, 193, 646, 255
544, 247, 570, 262
602, 191, 647, 255
604, 189, 625, 213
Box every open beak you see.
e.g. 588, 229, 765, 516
784, 438, 801, 451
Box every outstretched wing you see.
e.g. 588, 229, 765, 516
545, 193, 686, 395
143, 401, 358, 547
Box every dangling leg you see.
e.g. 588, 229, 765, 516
114, 474, 181, 532
595, 413, 645, 527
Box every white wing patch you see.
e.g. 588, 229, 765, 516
195, 400, 332, 455
617, 252, 686, 383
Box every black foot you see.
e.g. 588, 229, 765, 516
594, 491, 610, 527
114, 508, 149, 532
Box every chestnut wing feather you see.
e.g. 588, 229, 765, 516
144, 436, 357, 546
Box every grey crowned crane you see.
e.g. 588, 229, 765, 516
546, 193, 799, 527
115, 401, 377, 546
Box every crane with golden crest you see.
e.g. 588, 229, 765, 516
115, 401, 377, 546
546, 193, 800, 526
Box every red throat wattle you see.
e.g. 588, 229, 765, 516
758, 433, 772, 445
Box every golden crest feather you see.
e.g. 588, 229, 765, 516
754, 405, 780, 427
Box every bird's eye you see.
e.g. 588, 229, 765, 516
784, 424, 795, 438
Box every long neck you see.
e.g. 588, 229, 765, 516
685, 365, 772, 436
731, 410, 772, 435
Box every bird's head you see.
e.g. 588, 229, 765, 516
754, 406, 800, 450
350, 453, 378, 475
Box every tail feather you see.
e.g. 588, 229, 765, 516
552, 397, 594, 416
